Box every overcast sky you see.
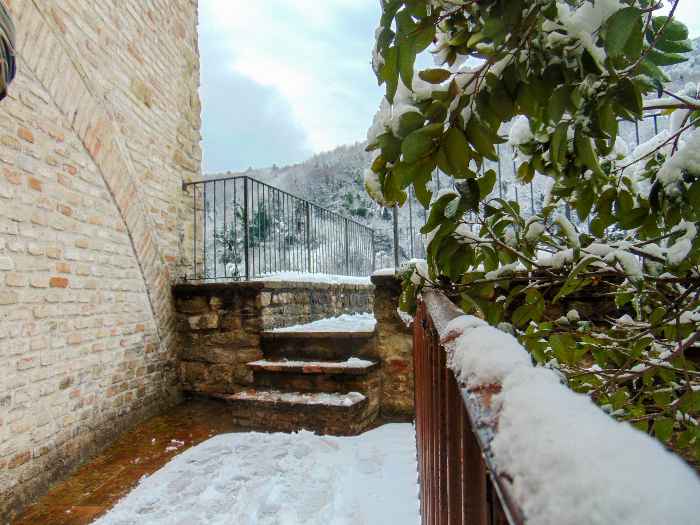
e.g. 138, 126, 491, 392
198, 0, 700, 174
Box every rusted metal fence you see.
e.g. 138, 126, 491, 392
413, 291, 523, 525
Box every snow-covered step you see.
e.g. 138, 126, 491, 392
247, 357, 378, 376
218, 388, 376, 435
226, 389, 366, 407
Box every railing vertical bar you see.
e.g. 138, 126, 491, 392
192, 185, 197, 280
213, 180, 217, 279
223, 180, 227, 278
393, 206, 400, 269
446, 362, 460, 524
462, 386, 488, 525
243, 177, 250, 280
438, 337, 448, 524
203, 182, 208, 279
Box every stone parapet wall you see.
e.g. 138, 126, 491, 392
0, 2, 201, 520
371, 274, 415, 419
259, 281, 373, 330
173, 281, 374, 394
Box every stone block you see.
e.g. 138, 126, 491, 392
175, 296, 209, 314
187, 313, 219, 331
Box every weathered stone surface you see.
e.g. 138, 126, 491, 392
220, 390, 377, 436
188, 312, 220, 331
371, 274, 415, 419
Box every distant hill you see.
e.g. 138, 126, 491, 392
666, 37, 700, 91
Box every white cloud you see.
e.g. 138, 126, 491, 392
201, 0, 381, 153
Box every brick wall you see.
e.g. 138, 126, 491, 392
0, 1, 201, 520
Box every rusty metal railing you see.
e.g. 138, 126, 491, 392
413, 290, 523, 525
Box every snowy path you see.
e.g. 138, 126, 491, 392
93, 424, 419, 525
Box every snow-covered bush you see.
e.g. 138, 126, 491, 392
367, 0, 700, 461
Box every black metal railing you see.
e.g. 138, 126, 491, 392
183, 176, 376, 281
386, 111, 670, 269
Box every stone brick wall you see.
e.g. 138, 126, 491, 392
371, 274, 415, 419
259, 281, 374, 330
173, 282, 374, 395
0, 2, 201, 520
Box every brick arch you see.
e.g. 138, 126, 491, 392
11, 2, 177, 346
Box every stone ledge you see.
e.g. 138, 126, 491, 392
261, 330, 376, 340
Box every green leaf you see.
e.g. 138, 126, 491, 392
512, 303, 536, 328
547, 86, 570, 123
381, 46, 399, 103
550, 122, 569, 167
550, 334, 576, 365
465, 118, 498, 161
575, 184, 594, 222
396, 10, 417, 90
688, 181, 700, 208
589, 217, 605, 237
616, 78, 643, 118
478, 170, 497, 199
615, 291, 634, 308
654, 38, 693, 54
652, 16, 689, 42
654, 417, 674, 443
646, 49, 688, 66
574, 128, 604, 177
605, 7, 642, 58
443, 127, 471, 177
419, 69, 451, 84
639, 57, 671, 83
398, 39, 417, 90
421, 192, 456, 234
402, 128, 436, 163
398, 111, 425, 138
553, 256, 597, 302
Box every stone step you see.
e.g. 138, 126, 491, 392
216, 389, 377, 436
261, 330, 377, 361
247, 358, 378, 375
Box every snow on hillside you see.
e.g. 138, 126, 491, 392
667, 37, 700, 91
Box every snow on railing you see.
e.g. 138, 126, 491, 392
415, 289, 700, 525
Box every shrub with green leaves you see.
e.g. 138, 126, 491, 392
366, 0, 700, 461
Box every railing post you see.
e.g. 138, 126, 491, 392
371, 229, 376, 273
305, 202, 312, 273
344, 218, 350, 275
243, 177, 250, 280
393, 206, 400, 270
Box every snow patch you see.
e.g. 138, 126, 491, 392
254, 272, 371, 285
271, 313, 376, 333
94, 424, 420, 525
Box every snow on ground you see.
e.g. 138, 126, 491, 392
94, 424, 419, 525
271, 313, 376, 333
253, 272, 371, 286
